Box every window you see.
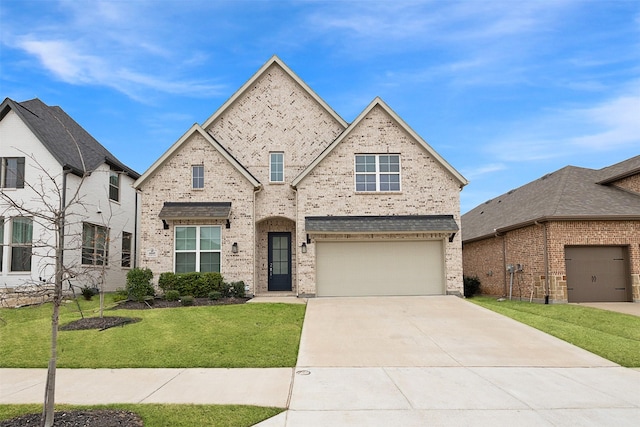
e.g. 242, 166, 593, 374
270, 152, 284, 182
192, 165, 204, 189
1, 157, 25, 189
121, 232, 132, 268
109, 171, 120, 202
175, 226, 221, 273
355, 154, 401, 192
82, 223, 109, 266
10, 217, 32, 271
0, 217, 4, 272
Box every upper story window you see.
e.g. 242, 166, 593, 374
270, 152, 284, 183
10, 217, 32, 272
192, 165, 204, 189
1, 157, 25, 189
109, 171, 120, 202
82, 222, 109, 266
355, 154, 401, 192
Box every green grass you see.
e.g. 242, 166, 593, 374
0, 295, 306, 368
469, 296, 640, 367
0, 404, 284, 426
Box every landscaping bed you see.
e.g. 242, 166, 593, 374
0, 409, 142, 426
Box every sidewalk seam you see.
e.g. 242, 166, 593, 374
136, 368, 186, 403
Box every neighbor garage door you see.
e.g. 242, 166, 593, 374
565, 246, 631, 302
316, 240, 444, 297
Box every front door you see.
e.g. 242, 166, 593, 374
268, 232, 292, 291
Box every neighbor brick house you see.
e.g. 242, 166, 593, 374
0, 98, 140, 300
134, 56, 468, 297
462, 156, 640, 303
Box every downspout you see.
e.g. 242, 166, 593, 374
253, 185, 262, 297
133, 189, 139, 268
496, 229, 507, 297
292, 184, 299, 297
542, 222, 550, 304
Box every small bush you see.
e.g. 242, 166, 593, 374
180, 295, 194, 306
158, 271, 224, 298
209, 291, 222, 300
80, 286, 97, 301
165, 290, 180, 301
126, 267, 155, 302
227, 281, 246, 298
158, 272, 178, 292
463, 275, 481, 298
113, 288, 128, 302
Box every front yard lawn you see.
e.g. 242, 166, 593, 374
0, 403, 283, 427
0, 295, 305, 368
469, 296, 640, 367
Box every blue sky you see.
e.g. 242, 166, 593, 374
1, 0, 638, 213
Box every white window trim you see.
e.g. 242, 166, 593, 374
269, 152, 285, 183
354, 154, 402, 192
109, 171, 120, 202
192, 165, 204, 189
174, 225, 222, 273
82, 222, 110, 266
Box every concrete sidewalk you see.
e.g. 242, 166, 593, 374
0, 368, 293, 407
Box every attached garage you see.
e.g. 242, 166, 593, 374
306, 215, 459, 297
565, 246, 631, 303
316, 240, 444, 296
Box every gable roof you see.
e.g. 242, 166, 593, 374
596, 155, 640, 185
462, 156, 640, 242
201, 55, 348, 130
292, 97, 468, 188
1, 97, 139, 178
133, 123, 260, 189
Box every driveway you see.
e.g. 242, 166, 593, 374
261, 296, 640, 427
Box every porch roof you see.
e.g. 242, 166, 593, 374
305, 215, 459, 234
159, 202, 231, 220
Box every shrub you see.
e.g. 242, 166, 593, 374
158, 271, 225, 298
126, 267, 155, 302
180, 295, 194, 306
463, 275, 481, 298
158, 272, 178, 292
208, 291, 222, 300
113, 288, 128, 302
80, 286, 97, 301
227, 281, 246, 298
165, 290, 180, 301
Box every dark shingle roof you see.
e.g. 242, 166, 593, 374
1, 97, 139, 178
306, 215, 459, 233
159, 202, 232, 219
462, 156, 640, 242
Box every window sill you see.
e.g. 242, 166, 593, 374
355, 191, 403, 195
192, 188, 204, 191
269, 181, 286, 185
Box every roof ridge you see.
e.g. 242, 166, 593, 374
547, 166, 575, 217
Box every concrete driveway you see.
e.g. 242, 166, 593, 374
261, 296, 640, 427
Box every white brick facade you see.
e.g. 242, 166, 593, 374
135, 56, 467, 297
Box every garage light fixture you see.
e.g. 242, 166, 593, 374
301, 242, 307, 253
232, 242, 238, 253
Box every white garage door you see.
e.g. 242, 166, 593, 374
316, 240, 444, 297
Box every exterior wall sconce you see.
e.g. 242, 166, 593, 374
226, 219, 231, 229
232, 242, 238, 253
162, 219, 169, 230
301, 242, 307, 253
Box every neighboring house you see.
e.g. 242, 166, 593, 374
134, 56, 468, 297
0, 98, 140, 294
462, 156, 640, 303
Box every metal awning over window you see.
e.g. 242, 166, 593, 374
159, 202, 231, 220
305, 215, 459, 234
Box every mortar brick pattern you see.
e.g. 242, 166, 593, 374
611, 174, 640, 194
463, 220, 640, 302
137, 60, 464, 297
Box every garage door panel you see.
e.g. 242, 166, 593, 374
316, 240, 444, 297
565, 246, 631, 303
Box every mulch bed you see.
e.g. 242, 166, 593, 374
59, 297, 250, 331
0, 410, 143, 426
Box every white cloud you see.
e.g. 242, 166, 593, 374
462, 163, 507, 180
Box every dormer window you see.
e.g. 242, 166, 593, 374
270, 152, 284, 183
192, 165, 204, 189
109, 171, 120, 201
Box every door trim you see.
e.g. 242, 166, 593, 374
268, 232, 292, 292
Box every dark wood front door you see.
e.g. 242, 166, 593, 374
268, 232, 292, 291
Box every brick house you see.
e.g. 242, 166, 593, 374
0, 98, 140, 298
134, 56, 468, 297
462, 156, 640, 303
